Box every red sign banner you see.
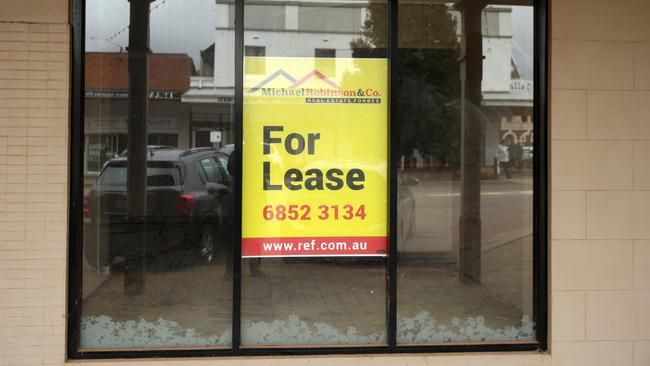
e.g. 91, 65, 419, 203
242, 236, 388, 258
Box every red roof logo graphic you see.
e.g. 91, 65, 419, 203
289, 70, 340, 89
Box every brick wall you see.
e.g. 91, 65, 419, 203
550, 0, 650, 365
85, 52, 194, 92
0, 12, 70, 366
1, 0, 650, 365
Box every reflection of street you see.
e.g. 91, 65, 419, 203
398, 170, 534, 328
399, 171, 533, 258
81, 171, 534, 347
82, 247, 233, 346
83, 245, 532, 346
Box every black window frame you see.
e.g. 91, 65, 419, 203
67, 0, 548, 359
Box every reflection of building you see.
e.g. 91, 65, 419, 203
182, 2, 533, 168
84, 52, 194, 174
473, 6, 534, 166
217, 0, 367, 85
180, 76, 235, 149
181, 0, 367, 132
181, 36, 235, 148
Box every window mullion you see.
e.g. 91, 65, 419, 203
387, 0, 399, 351
233, 0, 245, 352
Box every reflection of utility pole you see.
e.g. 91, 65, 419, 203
457, 0, 485, 283
124, 0, 152, 295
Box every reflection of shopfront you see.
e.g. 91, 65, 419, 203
182, 76, 235, 148
190, 109, 233, 148
84, 130, 180, 174
84, 52, 194, 176
83, 98, 190, 175
85, 133, 125, 173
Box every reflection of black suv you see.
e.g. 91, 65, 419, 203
83, 147, 231, 268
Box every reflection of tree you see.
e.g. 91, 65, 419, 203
351, 3, 461, 166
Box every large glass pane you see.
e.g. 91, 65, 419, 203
81, 0, 234, 349
394, 1, 536, 343
241, 0, 389, 346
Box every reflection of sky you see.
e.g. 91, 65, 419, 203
511, 6, 534, 80
85, 0, 217, 68
86, 0, 535, 80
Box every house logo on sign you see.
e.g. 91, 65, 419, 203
246, 67, 383, 104
248, 69, 340, 93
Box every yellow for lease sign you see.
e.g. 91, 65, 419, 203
242, 57, 388, 258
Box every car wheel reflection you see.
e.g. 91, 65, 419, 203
199, 225, 216, 265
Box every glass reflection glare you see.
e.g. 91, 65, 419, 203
395, 3, 536, 343
81, 0, 234, 349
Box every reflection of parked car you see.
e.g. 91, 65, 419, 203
83, 147, 231, 268
118, 145, 175, 157
397, 174, 417, 241
218, 144, 234, 157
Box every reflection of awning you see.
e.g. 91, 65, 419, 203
181, 77, 235, 104
482, 93, 533, 107
85, 89, 183, 100
482, 79, 533, 107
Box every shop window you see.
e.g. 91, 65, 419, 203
393, 2, 538, 344
69, 0, 546, 357
241, 0, 389, 347
76, 0, 234, 350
